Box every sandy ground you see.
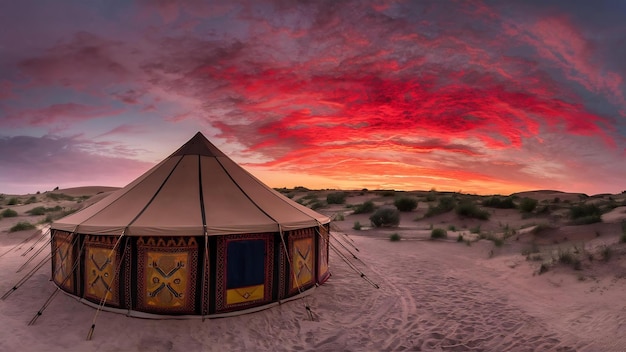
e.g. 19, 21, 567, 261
1, 188, 625, 351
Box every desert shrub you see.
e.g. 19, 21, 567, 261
1, 208, 18, 217
455, 202, 490, 220
482, 196, 516, 209
333, 213, 345, 221
558, 250, 575, 265
456, 234, 464, 242
379, 190, 396, 197
10, 221, 36, 232
538, 263, 549, 274
40, 214, 54, 224
7, 197, 19, 205
569, 204, 602, 225
46, 193, 74, 201
27, 206, 47, 215
353, 221, 362, 230
470, 225, 481, 234
326, 192, 347, 204
519, 197, 538, 213
394, 196, 418, 212
369, 208, 400, 228
448, 225, 457, 231
389, 233, 401, 241
424, 196, 456, 217
600, 246, 611, 262
309, 200, 326, 210
353, 200, 376, 214
431, 228, 447, 239
25, 196, 37, 204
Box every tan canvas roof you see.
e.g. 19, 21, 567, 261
52, 132, 330, 236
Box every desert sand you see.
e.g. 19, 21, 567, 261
1, 187, 625, 351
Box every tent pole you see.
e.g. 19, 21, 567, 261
17, 238, 52, 273
21, 228, 51, 257
29, 232, 87, 325
0, 226, 48, 259
201, 228, 209, 321
278, 225, 314, 321
327, 234, 379, 289
86, 230, 128, 341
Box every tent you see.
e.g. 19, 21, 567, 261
49, 132, 331, 317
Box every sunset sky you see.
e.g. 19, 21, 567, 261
1, 0, 625, 195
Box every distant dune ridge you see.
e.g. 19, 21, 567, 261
1, 187, 625, 351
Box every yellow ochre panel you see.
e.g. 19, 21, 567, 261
291, 237, 314, 290
85, 246, 117, 303
54, 239, 74, 291
226, 284, 265, 305
145, 251, 189, 309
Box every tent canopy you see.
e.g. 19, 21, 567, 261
52, 132, 330, 236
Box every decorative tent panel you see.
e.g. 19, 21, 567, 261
215, 233, 274, 312
136, 237, 198, 314
288, 228, 316, 295
52, 231, 76, 293
317, 226, 330, 283
83, 235, 122, 307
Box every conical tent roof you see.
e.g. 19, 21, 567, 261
52, 132, 330, 236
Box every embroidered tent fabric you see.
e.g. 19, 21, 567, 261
49, 132, 331, 317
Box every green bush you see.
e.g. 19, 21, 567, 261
309, 200, 326, 210
456, 234, 464, 242
482, 196, 516, 209
569, 204, 602, 224
394, 197, 418, 212
46, 193, 74, 201
10, 221, 36, 232
7, 197, 19, 205
431, 228, 447, 239
1, 208, 18, 217
424, 196, 456, 217
353, 200, 376, 214
389, 233, 401, 242
326, 192, 347, 204
27, 206, 47, 215
455, 202, 490, 220
369, 208, 400, 227
25, 196, 37, 204
353, 221, 362, 230
519, 197, 538, 213
379, 190, 396, 197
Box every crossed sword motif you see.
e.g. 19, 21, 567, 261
148, 261, 184, 298
296, 245, 312, 280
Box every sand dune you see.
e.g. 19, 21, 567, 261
1, 188, 625, 351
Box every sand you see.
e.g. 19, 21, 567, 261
1, 189, 625, 351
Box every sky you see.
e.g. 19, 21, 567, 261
1, 0, 625, 196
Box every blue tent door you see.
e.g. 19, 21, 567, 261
225, 239, 266, 305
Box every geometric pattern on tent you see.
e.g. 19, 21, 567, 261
136, 237, 198, 314
317, 226, 330, 283
288, 228, 315, 294
215, 233, 274, 313
52, 231, 75, 293
83, 235, 120, 307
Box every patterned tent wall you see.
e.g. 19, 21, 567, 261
50, 224, 330, 317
